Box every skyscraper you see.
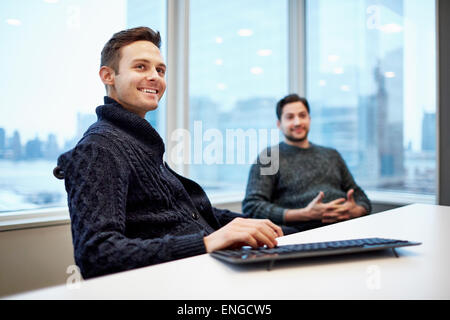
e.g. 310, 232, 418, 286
421, 112, 436, 152
0, 127, 5, 158
11, 130, 22, 160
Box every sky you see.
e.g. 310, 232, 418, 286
0, 0, 127, 146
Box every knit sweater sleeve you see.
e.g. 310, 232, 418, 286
212, 207, 243, 226
241, 161, 286, 225
334, 150, 372, 214
60, 139, 206, 279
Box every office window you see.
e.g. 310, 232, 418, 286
0, 0, 166, 212
188, 0, 288, 195
306, 0, 436, 196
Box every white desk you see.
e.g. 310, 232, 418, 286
5, 204, 450, 299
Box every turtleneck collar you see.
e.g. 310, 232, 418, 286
96, 96, 165, 155
280, 141, 316, 153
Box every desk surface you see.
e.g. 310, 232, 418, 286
6, 203, 450, 299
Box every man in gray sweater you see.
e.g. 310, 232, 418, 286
242, 94, 371, 232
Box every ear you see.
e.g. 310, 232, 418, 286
276, 120, 281, 129
99, 66, 115, 87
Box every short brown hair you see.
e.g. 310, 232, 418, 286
100, 26, 161, 73
276, 94, 310, 120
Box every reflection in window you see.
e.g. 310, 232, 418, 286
189, 0, 288, 195
0, 0, 166, 211
306, 0, 436, 196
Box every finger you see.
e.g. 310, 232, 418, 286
239, 233, 259, 248
311, 191, 324, 205
234, 221, 279, 248
322, 211, 341, 219
330, 205, 349, 214
254, 223, 280, 247
328, 197, 346, 205
323, 211, 350, 222
244, 228, 277, 248
242, 218, 283, 238
347, 189, 355, 202
262, 219, 284, 237
324, 203, 347, 212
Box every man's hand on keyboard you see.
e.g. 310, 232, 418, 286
203, 218, 284, 253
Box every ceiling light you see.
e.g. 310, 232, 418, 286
237, 29, 253, 37
257, 49, 272, 57
384, 71, 395, 78
217, 83, 227, 90
328, 55, 339, 62
250, 67, 263, 75
6, 19, 21, 26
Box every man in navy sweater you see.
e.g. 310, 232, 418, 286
56, 27, 283, 279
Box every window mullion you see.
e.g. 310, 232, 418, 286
166, 0, 190, 176
288, 0, 306, 96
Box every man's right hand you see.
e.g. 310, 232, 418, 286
203, 217, 284, 253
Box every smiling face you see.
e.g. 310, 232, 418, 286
277, 101, 311, 148
100, 40, 166, 118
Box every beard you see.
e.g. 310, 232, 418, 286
283, 130, 309, 143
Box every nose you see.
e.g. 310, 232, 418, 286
145, 67, 159, 81
293, 116, 301, 125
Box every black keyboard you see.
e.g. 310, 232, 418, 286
210, 237, 421, 267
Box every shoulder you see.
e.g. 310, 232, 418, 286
58, 128, 125, 174
260, 143, 280, 156
83, 120, 123, 142
77, 119, 136, 156
311, 143, 341, 157
253, 144, 279, 163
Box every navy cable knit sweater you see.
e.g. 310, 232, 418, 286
57, 97, 242, 279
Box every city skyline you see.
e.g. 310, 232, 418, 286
0, 99, 438, 163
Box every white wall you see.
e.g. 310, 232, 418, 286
0, 223, 74, 297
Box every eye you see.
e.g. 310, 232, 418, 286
135, 64, 145, 70
157, 67, 166, 76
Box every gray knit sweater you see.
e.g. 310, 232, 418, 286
242, 142, 371, 231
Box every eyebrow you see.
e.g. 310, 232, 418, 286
131, 58, 166, 69
285, 111, 307, 115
